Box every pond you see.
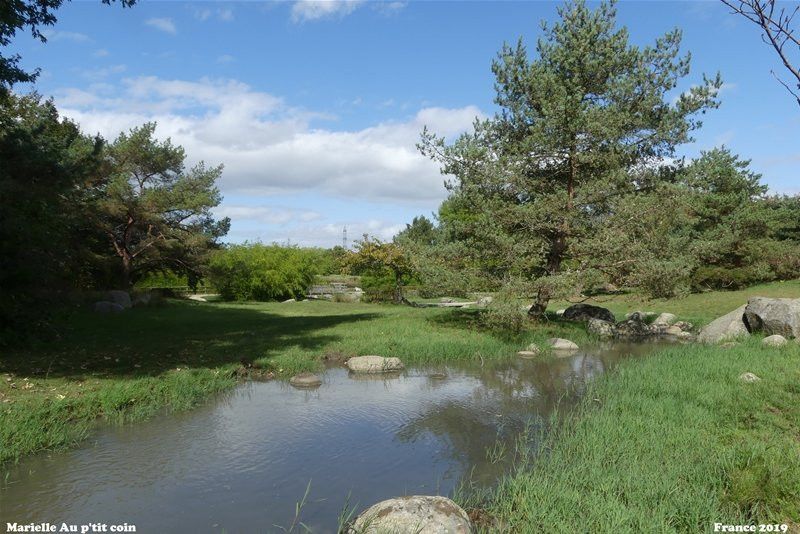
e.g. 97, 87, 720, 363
0, 341, 670, 533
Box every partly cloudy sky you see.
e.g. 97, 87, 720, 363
8, 1, 799, 247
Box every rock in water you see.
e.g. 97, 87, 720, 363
563, 304, 616, 323
346, 355, 404, 373
94, 301, 125, 313
762, 334, 788, 347
587, 318, 615, 338
350, 495, 472, 534
698, 305, 749, 344
289, 373, 322, 388
547, 338, 579, 350
744, 297, 800, 338
614, 313, 651, 338
107, 290, 132, 309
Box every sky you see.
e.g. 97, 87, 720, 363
7, 0, 800, 247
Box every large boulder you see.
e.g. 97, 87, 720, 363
350, 495, 472, 534
94, 301, 124, 313
587, 318, 615, 338
698, 305, 749, 344
346, 355, 404, 374
563, 304, 616, 323
743, 297, 800, 338
107, 290, 132, 309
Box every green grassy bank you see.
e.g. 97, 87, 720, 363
486, 338, 800, 532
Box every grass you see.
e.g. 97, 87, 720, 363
482, 338, 800, 532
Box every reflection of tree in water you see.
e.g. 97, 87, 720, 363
398, 349, 626, 486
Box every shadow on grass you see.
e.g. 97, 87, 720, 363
1, 300, 381, 380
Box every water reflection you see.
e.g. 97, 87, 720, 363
1, 342, 661, 533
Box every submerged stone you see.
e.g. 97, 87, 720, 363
346, 355, 404, 373
289, 372, 322, 388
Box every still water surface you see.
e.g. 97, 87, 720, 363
1, 342, 667, 533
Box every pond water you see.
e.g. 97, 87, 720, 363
1, 341, 669, 533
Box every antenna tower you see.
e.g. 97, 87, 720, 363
343, 226, 348, 249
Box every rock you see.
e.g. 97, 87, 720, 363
654, 312, 677, 326
547, 338, 579, 350
614, 314, 652, 338
131, 291, 152, 306
676, 331, 694, 340
94, 301, 124, 313
665, 325, 684, 336
107, 290, 132, 309
739, 372, 761, 383
762, 334, 788, 347
289, 373, 322, 388
350, 495, 472, 534
720, 342, 738, 349
744, 297, 800, 338
282, 298, 296, 303
672, 321, 694, 332
555, 309, 566, 317
346, 355, 404, 373
698, 305, 749, 344
587, 318, 615, 338
625, 311, 656, 320
518, 344, 542, 358
563, 304, 616, 323
476, 296, 493, 308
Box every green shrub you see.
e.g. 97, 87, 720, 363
207, 244, 319, 301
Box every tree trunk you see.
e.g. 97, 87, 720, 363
121, 253, 132, 290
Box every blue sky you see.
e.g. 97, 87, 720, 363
8, 0, 799, 247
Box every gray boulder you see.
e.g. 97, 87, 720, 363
518, 344, 543, 358
289, 373, 322, 388
762, 334, 788, 348
350, 495, 472, 534
698, 305, 749, 344
744, 297, 800, 338
739, 372, 761, 383
346, 355, 404, 373
587, 318, 615, 338
563, 304, 616, 323
665, 325, 684, 336
94, 301, 124, 313
107, 290, 132, 309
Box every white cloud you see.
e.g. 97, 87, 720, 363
146, 18, 177, 34
80, 64, 127, 81
42, 30, 90, 42
291, 0, 364, 22
217, 8, 234, 21
93, 49, 110, 58
54, 76, 482, 206
195, 7, 234, 22
213, 206, 320, 225
217, 54, 235, 64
